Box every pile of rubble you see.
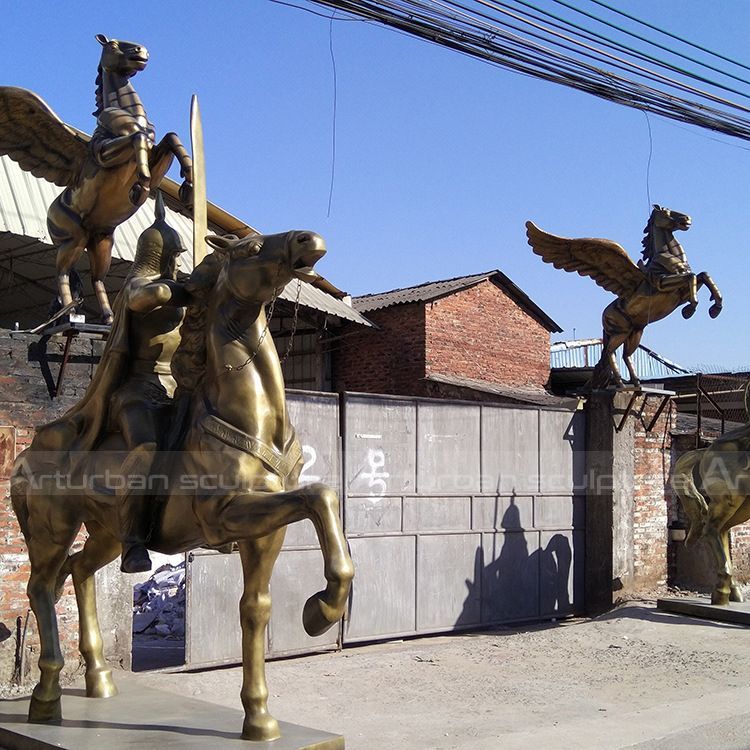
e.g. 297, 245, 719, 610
133, 562, 185, 638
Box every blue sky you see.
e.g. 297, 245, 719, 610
4, 1, 750, 370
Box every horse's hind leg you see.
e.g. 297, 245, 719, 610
704, 515, 736, 605
88, 235, 114, 325
26, 530, 78, 722
721, 501, 750, 602
238, 530, 285, 741
622, 330, 644, 387
69, 523, 121, 698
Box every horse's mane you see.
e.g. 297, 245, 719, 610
640, 210, 655, 262
93, 66, 103, 118
171, 251, 229, 395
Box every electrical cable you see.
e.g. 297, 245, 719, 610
303, 0, 750, 142
548, 0, 750, 92
586, 0, 750, 76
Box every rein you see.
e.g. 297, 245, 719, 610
223, 276, 302, 373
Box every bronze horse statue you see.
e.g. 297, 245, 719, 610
671, 384, 750, 606
526, 206, 722, 387
11, 230, 354, 741
0, 34, 193, 324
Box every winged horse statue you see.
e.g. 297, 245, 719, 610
526, 206, 722, 388
0, 34, 193, 324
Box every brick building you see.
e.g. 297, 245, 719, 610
334, 271, 564, 404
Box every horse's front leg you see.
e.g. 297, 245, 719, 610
238, 530, 285, 741
696, 271, 722, 318
150, 134, 193, 187
215, 483, 353, 637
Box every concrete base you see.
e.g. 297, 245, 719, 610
0, 678, 344, 750
657, 596, 750, 626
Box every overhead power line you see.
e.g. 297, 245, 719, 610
296, 0, 750, 142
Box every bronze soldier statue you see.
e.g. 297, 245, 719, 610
109, 193, 188, 572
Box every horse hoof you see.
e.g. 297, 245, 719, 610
709, 304, 722, 319
242, 712, 281, 741
711, 590, 730, 606
85, 669, 118, 699
28, 695, 62, 723
682, 305, 696, 319
129, 183, 150, 206
302, 593, 340, 637
730, 586, 745, 603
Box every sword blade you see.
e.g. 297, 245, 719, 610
190, 94, 208, 266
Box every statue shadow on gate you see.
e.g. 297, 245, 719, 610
456, 498, 573, 627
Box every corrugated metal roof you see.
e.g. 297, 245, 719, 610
550, 338, 694, 380
353, 269, 562, 332
0, 154, 196, 268
0, 154, 371, 327
280, 279, 373, 326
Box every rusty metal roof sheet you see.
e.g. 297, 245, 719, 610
424, 373, 577, 407
352, 270, 562, 332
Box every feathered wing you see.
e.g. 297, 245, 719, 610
526, 221, 646, 298
0, 86, 88, 187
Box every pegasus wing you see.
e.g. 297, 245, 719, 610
525, 221, 645, 298
0, 87, 87, 187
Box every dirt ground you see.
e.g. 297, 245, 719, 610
127, 599, 750, 750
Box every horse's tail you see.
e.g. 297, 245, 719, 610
671, 449, 708, 545
10, 452, 32, 543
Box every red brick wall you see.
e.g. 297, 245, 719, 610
424, 280, 551, 389
631, 400, 674, 589
334, 280, 552, 398
0, 331, 99, 686
333, 303, 426, 396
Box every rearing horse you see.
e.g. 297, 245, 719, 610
11, 230, 353, 741
0, 35, 193, 324
527, 206, 722, 387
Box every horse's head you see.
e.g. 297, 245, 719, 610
95, 34, 149, 75
206, 231, 326, 305
647, 205, 691, 233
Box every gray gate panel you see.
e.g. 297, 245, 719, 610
345, 395, 416, 496
283, 519, 317, 548
185, 551, 243, 667
417, 402, 481, 494
286, 392, 341, 548
481, 407, 539, 494
539, 410, 585, 494
269, 548, 340, 656
345, 535, 416, 640
534, 495, 585, 529
481, 530, 540, 622
539, 529, 585, 617
287, 391, 341, 491
346, 496, 403, 534
403, 496, 471, 532
473, 496, 533, 531
416, 533, 482, 630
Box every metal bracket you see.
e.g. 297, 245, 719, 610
33, 320, 109, 399
613, 386, 675, 433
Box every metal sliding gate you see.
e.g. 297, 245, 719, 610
185, 391, 585, 667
